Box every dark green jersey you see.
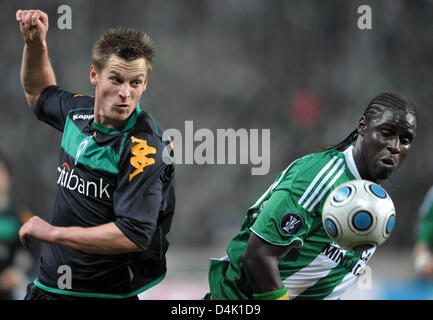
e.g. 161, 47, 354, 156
33, 86, 175, 298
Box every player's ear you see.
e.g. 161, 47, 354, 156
89, 65, 98, 86
357, 116, 367, 136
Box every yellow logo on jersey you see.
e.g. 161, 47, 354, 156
129, 136, 157, 182
73, 93, 94, 98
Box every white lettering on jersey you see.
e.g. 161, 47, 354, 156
57, 164, 111, 199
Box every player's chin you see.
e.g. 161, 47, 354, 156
373, 166, 395, 182
110, 108, 132, 120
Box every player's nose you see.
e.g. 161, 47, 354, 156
118, 83, 131, 98
386, 136, 402, 155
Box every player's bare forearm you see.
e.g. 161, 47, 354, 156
53, 222, 141, 254
242, 232, 288, 293
17, 9, 56, 108
242, 253, 283, 293
19, 216, 141, 254
20, 44, 56, 107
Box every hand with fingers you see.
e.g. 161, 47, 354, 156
16, 9, 49, 45
16, 9, 56, 107
18, 216, 57, 249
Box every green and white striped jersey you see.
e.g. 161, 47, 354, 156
208, 146, 376, 300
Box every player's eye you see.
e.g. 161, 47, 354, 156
110, 77, 122, 84
380, 129, 393, 139
400, 136, 412, 146
130, 80, 142, 86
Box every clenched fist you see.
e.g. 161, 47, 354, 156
16, 9, 49, 45
19, 215, 56, 248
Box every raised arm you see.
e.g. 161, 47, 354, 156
16, 9, 56, 108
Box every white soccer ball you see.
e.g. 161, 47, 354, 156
322, 179, 396, 251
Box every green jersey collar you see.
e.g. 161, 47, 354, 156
343, 145, 361, 180
92, 104, 143, 134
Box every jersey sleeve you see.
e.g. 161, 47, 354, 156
250, 189, 311, 248
250, 169, 316, 247
33, 85, 90, 132
249, 154, 335, 247
113, 134, 169, 251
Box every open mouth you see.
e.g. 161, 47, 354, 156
115, 104, 130, 109
380, 158, 395, 168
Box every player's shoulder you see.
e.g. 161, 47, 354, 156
292, 149, 344, 176
273, 149, 347, 212
67, 94, 95, 120
123, 110, 168, 155
68, 92, 95, 108
130, 110, 164, 138
40, 85, 95, 107
120, 111, 174, 172
276, 149, 344, 189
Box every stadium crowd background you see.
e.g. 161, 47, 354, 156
1, 0, 432, 299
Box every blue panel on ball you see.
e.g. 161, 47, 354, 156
333, 187, 351, 202
324, 219, 338, 237
353, 211, 373, 231
386, 215, 395, 234
369, 184, 386, 199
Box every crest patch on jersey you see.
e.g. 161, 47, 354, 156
129, 136, 157, 182
280, 212, 304, 235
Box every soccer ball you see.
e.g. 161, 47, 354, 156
322, 179, 396, 251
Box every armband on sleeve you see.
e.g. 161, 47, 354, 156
252, 286, 289, 300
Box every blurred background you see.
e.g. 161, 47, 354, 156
1, 0, 433, 299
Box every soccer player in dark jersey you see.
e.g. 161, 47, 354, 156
16, 9, 175, 299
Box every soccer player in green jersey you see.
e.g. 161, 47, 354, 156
413, 186, 433, 279
207, 93, 417, 300
17, 9, 175, 299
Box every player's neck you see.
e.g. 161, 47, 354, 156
352, 144, 380, 184
93, 112, 127, 130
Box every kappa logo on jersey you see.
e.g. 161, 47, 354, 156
57, 162, 111, 199
72, 114, 94, 121
129, 136, 157, 182
280, 212, 304, 235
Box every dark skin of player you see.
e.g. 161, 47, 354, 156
242, 109, 417, 294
